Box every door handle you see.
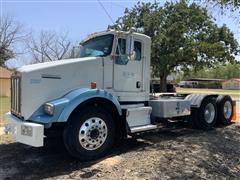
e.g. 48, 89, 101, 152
136, 81, 141, 88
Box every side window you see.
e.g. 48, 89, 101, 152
116, 38, 126, 55
134, 41, 142, 61
115, 38, 128, 65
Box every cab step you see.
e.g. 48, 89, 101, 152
130, 124, 157, 133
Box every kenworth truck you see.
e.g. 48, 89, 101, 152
6, 30, 236, 161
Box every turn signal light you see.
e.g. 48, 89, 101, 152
44, 103, 54, 116
91, 82, 97, 89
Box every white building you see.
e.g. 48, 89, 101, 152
222, 78, 240, 90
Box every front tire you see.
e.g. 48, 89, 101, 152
63, 107, 115, 161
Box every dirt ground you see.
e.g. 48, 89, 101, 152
0, 122, 240, 180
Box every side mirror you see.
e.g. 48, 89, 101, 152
126, 35, 134, 60
129, 50, 136, 60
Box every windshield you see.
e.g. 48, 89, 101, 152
79, 34, 114, 58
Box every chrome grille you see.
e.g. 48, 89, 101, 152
11, 73, 22, 117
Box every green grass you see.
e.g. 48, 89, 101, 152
0, 96, 10, 126
177, 87, 240, 97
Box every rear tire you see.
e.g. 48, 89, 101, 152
63, 107, 115, 161
191, 97, 217, 130
216, 95, 233, 125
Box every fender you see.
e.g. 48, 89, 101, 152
185, 94, 218, 108
30, 88, 122, 124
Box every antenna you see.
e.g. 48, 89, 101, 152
97, 0, 115, 25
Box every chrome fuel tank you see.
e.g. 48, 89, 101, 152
149, 97, 191, 118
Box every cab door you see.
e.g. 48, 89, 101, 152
113, 37, 144, 92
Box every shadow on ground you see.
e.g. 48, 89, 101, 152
0, 122, 240, 179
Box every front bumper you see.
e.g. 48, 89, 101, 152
5, 112, 44, 147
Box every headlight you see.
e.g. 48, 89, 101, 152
44, 103, 54, 115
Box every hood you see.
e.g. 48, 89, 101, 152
18, 57, 97, 73
19, 57, 103, 120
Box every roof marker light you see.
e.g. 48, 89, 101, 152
91, 82, 97, 89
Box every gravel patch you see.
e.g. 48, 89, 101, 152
0, 123, 240, 179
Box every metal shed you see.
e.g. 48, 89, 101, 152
222, 78, 240, 90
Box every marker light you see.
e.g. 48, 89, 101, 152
91, 82, 97, 89
88, 32, 97, 37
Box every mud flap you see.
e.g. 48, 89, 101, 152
231, 101, 237, 123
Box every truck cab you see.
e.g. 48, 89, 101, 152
6, 30, 235, 161
73, 30, 151, 102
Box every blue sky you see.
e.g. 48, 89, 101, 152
1, 0, 240, 67
2, 0, 142, 41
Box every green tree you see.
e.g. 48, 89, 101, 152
115, 1, 239, 92
184, 63, 240, 79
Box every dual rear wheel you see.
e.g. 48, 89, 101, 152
216, 95, 233, 126
191, 95, 233, 130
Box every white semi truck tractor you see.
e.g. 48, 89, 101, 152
6, 30, 235, 161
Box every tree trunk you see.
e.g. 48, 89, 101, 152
160, 73, 167, 92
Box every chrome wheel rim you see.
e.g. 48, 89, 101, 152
223, 101, 232, 119
204, 103, 215, 124
79, 117, 108, 151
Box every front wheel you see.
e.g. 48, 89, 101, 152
63, 107, 115, 161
